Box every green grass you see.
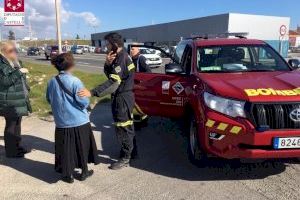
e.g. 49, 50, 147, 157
24, 61, 108, 116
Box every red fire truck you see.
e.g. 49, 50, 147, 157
133, 36, 300, 165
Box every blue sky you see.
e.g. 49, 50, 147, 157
65, 0, 300, 36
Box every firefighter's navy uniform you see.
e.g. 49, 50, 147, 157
91, 49, 136, 159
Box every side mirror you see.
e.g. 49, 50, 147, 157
288, 59, 300, 69
165, 63, 184, 74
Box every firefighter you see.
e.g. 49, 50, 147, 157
78, 32, 136, 170
130, 44, 150, 127
130, 44, 151, 73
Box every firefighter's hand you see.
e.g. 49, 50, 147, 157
77, 88, 91, 98
106, 51, 117, 65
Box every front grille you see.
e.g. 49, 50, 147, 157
251, 103, 300, 129
149, 58, 159, 61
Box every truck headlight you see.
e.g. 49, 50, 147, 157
204, 92, 246, 118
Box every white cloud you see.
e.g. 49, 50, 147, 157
1, 0, 100, 39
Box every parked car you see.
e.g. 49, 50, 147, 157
71, 46, 84, 54
139, 48, 162, 67
45, 46, 59, 60
89, 46, 96, 53
77, 45, 89, 53
134, 37, 300, 166
158, 45, 170, 57
27, 47, 41, 56
95, 47, 102, 54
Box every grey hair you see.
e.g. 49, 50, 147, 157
0, 41, 16, 55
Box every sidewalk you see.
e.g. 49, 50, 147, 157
0, 103, 299, 200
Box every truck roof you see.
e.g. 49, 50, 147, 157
193, 38, 266, 47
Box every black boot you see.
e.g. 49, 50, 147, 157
109, 158, 130, 170
18, 146, 31, 154
6, 151, 25, 158
79, 170, 94, 181
62, 174, 74, 184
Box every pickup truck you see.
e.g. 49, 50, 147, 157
133, 37, 300, 165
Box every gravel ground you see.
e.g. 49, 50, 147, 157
0, 103, 299, 200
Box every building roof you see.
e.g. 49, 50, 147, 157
194, 38, 265, 47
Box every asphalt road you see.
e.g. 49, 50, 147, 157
19, 53, 167, 74
20, 53, 106, 74
0, 103, 299, 200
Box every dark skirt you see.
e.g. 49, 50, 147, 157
55, 123, 98, 177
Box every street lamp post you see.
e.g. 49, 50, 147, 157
55, 0, 62, 54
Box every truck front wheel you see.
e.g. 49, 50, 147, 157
187, 115, 208, 167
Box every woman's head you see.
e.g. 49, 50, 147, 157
0, 41, 18, 61
51, 53, 75, 72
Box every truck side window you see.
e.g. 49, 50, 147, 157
182, 46, 192, 75
174, 42, 187, 63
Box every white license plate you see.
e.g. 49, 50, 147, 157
274, 137, 300, 149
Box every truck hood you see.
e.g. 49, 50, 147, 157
199, 71, 300, 102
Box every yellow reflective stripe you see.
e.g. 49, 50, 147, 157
127, 63, 135, 71
230, 126, 242, 135
205, 119, 215, 128
141, 115, 148, 120
110, 74, 121, 84
115, 120, 134, 127
134, 103, 145, 115
217, 123, 228, 131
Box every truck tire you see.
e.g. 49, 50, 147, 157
187, 114, 208, 167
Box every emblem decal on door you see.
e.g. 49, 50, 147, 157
162, 81, 170, 94
172, 82, 184, 95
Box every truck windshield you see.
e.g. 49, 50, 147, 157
197, 45, 290, 73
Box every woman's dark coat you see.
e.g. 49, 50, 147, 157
0, 55, 31, 117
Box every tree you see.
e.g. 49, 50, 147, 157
8, 30, 15, 40
76, 34, 80, 40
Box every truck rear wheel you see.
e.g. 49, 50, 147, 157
187, 114, 208, 167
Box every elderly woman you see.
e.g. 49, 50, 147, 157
0, 41, 31, 158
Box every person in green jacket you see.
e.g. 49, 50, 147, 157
0, 41, 32, 158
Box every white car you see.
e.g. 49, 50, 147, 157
140, 48, 162, 67
89, 46, 96, 53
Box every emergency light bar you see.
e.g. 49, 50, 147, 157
188, 32, 249, 40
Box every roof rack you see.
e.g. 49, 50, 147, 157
188, 32, 249, 40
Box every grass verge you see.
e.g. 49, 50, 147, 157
24, 61, 108, 117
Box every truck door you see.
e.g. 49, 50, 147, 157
134, 44, 195, 118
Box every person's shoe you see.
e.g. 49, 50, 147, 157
109, 158, 130, 170
6, 151, 25, 158
6, 153, 25, 158
18, 146, 31, 154
79, 170, 94, 181
62, 175, 74, 184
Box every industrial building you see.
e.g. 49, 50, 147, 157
91, 13, 290, 57
289, 27, 300, 47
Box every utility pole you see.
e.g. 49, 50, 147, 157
55, 0, 62, 53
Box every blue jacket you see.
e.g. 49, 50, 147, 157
46, 72, 90, 128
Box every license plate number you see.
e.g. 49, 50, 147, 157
274, 137, 300, 149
